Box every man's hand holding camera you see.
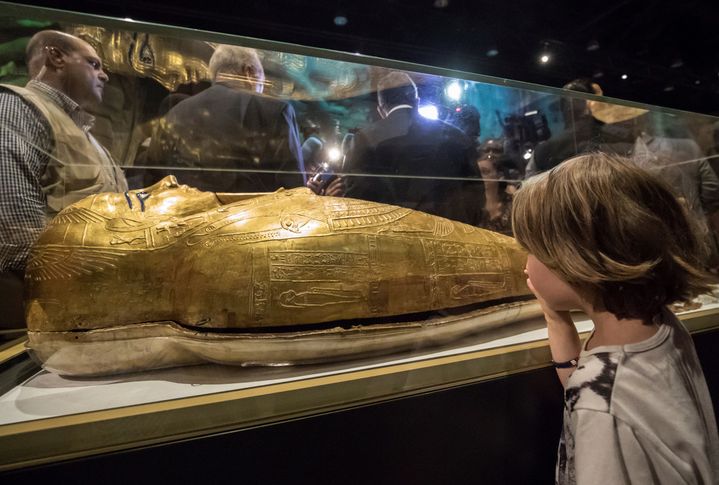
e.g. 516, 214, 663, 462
306, 163, 345, 197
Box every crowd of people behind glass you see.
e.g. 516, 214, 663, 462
133, 44, 719, 268
3, 30, 719, 285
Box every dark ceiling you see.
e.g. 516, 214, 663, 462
13, 0, 719, 115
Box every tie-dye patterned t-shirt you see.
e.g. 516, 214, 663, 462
556, 309, 719, 485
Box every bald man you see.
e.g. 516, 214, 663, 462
344, 71, 478, 224
0, 30, 128, 329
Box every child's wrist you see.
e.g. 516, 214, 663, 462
543, 311, 574, 326
551, 356, 579, 368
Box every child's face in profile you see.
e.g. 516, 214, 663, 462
525, 254, 584, 311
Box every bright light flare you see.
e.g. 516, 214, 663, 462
418, 105, 439, 120
445, 81, 462, 101
326, 147, 341, 162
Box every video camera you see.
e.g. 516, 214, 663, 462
497, 109, 551, 148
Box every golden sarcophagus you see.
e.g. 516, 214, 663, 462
25, 177, 533, 375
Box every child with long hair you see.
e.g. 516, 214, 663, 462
512, 153, 719, 484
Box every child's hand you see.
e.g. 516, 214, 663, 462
525, 268, 582, 387
522, 254, 582, 379
526, 273, 573, 326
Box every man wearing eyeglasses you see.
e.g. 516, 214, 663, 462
0, 30, 128, 329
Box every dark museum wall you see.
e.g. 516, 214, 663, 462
10, 0, 719, 115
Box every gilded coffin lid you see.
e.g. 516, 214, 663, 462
26, 185, 530, 332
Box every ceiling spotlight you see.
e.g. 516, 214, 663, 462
486, 48, 499, 57
334, 15, 348, 26
434, 0, 450, 8
663, 85, 675, 92
621, 74, 628, 80
586, 40, 600, 52
540, 54, 550, 64
695, 79, 701, 85
592, 71, 604, 78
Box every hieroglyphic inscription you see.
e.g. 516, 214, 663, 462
269, 251, 369, 282
368, 280, 383, 313
438, 256, 494, 274
251, 246, 270, 321
270, 252, 368, 266
421, 239, 442, 307
434, 242, 504, 274
437, 241, 499, 258
252, 282, 268, 320
367, 236, 378, 265
270, 266, 364, 282
421, 239, 515, 302
366, 235, 388, 313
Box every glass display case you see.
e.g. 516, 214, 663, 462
1, 1, 718, 478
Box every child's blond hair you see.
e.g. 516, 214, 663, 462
511, 153, 713, 321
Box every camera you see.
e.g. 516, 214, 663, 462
311, 163, 337, 191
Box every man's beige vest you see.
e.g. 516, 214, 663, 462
1, 83, 128, 217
